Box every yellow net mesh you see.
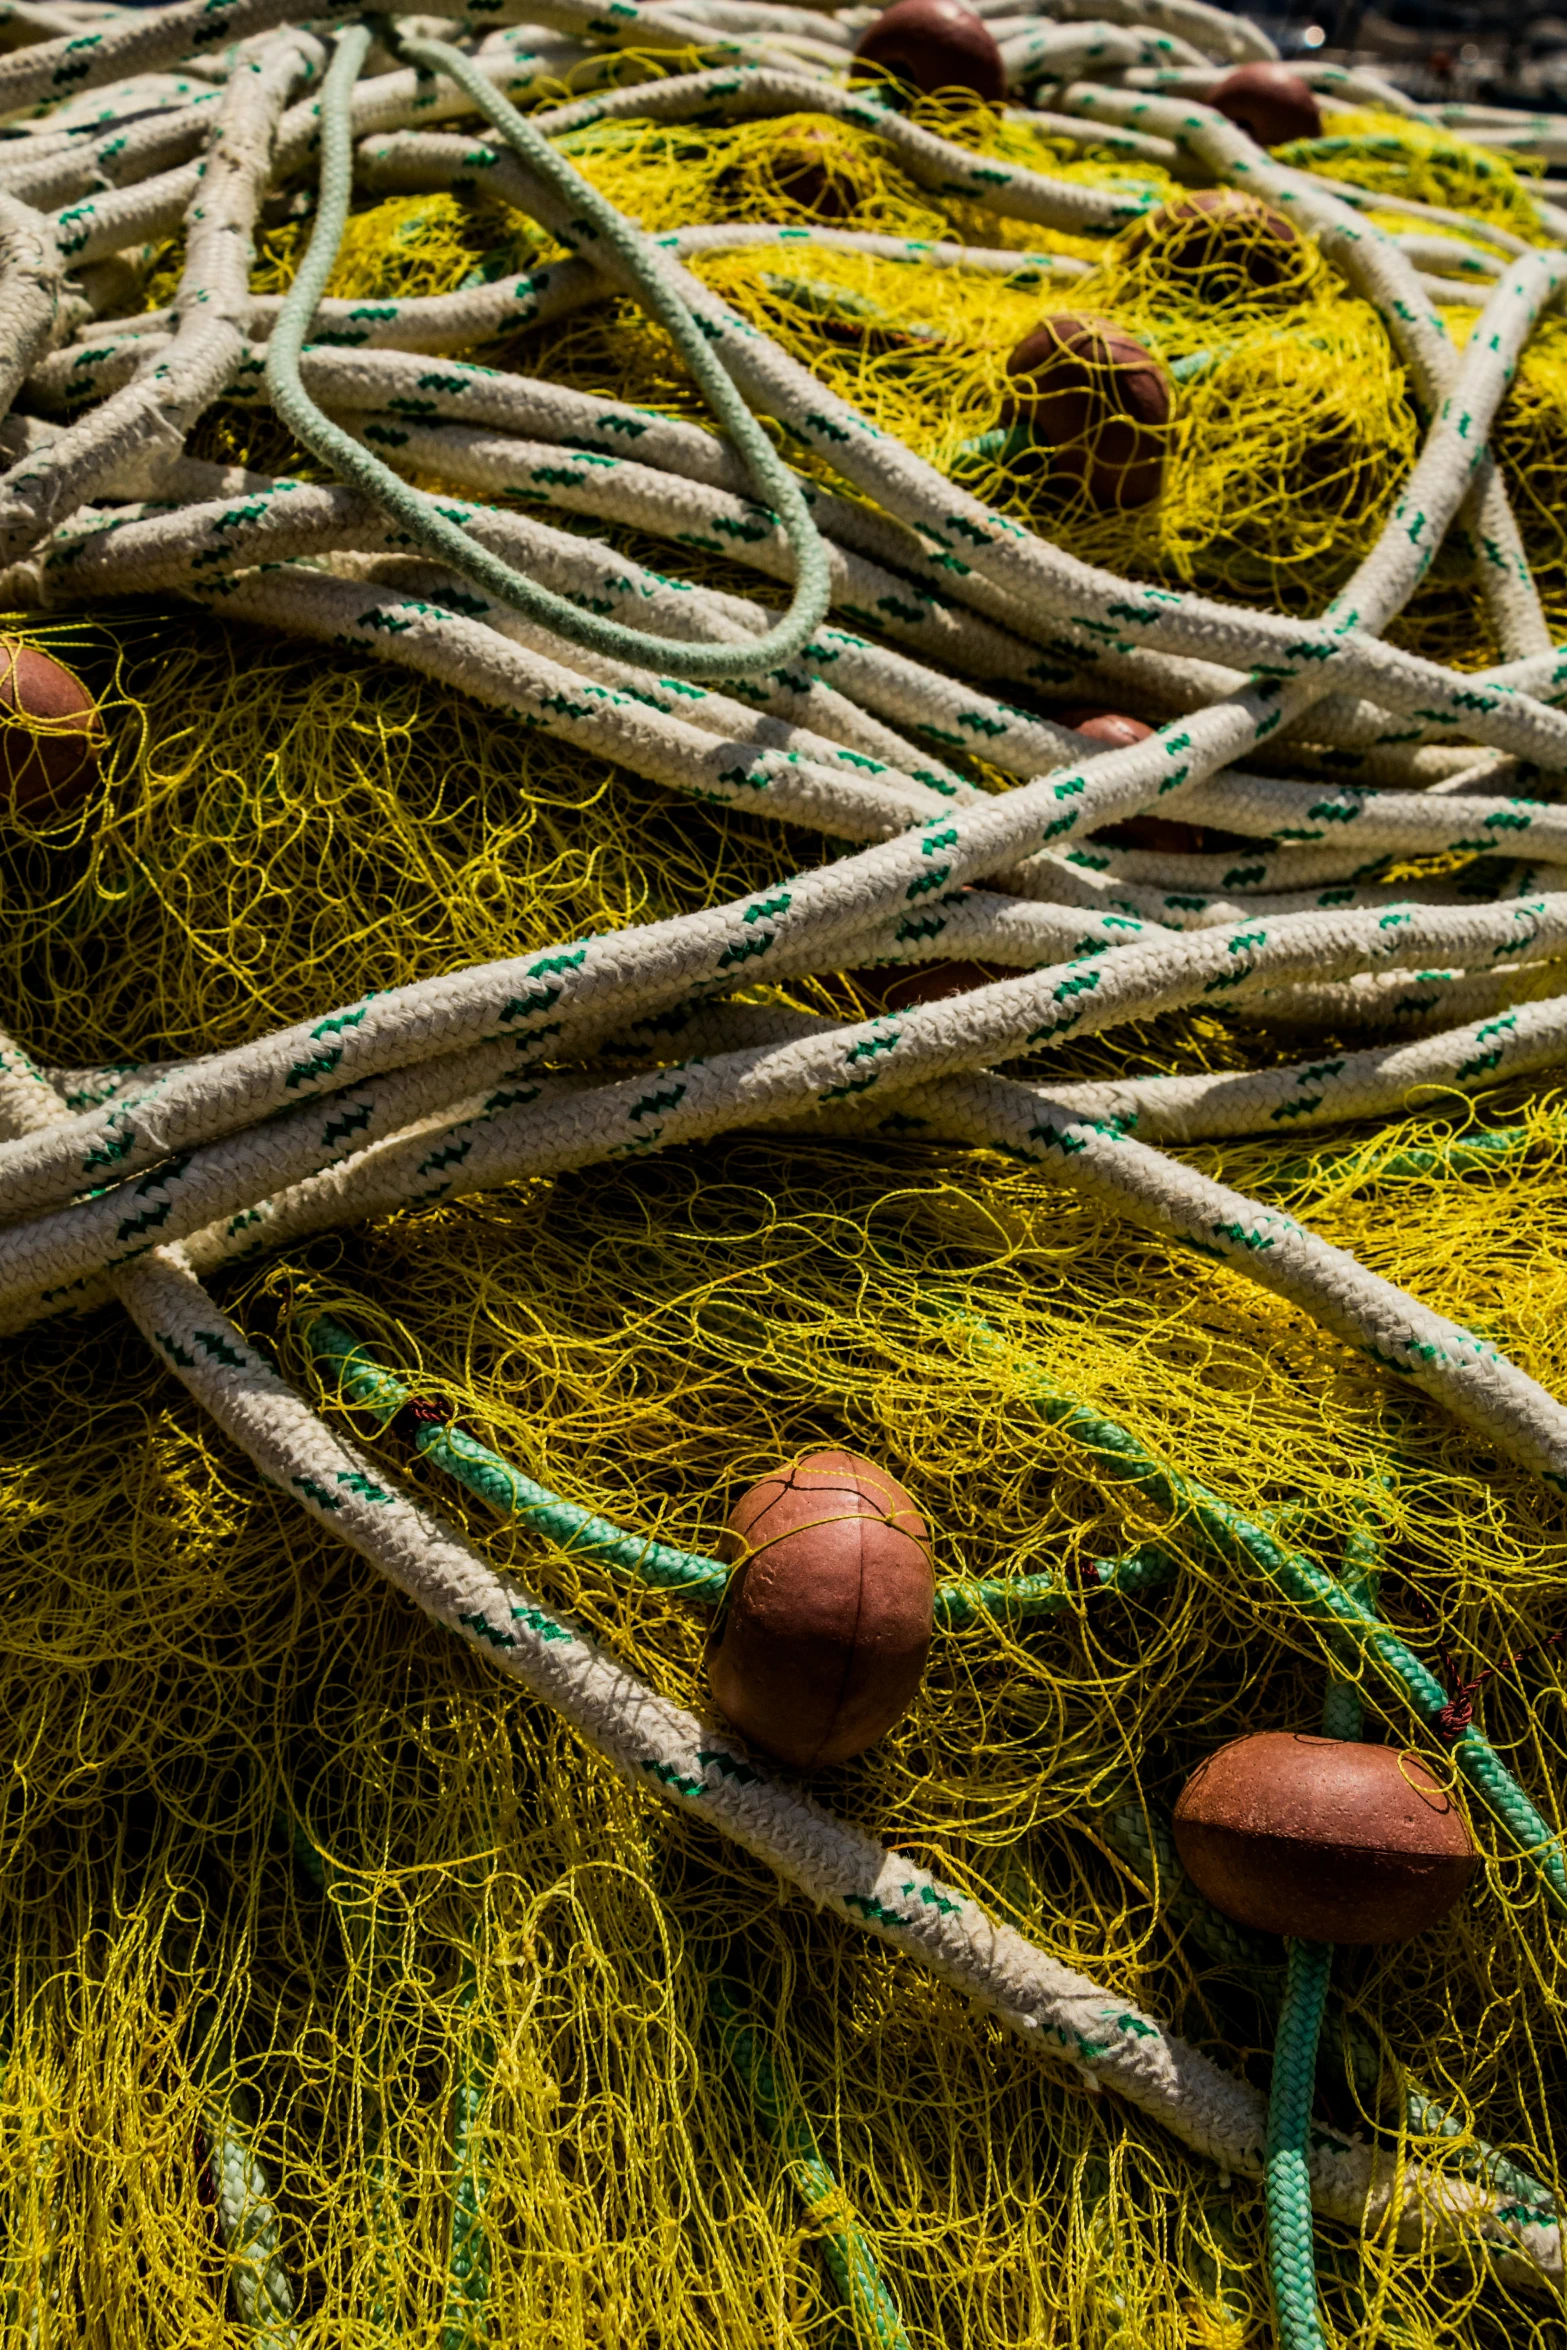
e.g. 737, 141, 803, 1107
2, 85, 1565, 2350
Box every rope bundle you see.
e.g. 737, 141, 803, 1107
1, 2, 1567, 2342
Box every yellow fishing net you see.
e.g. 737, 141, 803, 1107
2, 83, 1566, 2350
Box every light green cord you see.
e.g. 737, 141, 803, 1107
305, 1313, 1176, 1623
192, 2008, 299, 2348
266, 21, 833, 683
707, 1974, 910, 2349
304, 1312, 732, 1597
1266, 1940, 1334, 2350
943, 1308, 1567, 1915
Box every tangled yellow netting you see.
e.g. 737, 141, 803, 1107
3, 83, 1567, 2350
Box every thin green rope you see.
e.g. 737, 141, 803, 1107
932, 1542, 1176, 1623
1098, 1792, 1557, 2224
305, 1313, 1175, 1621
1266, 1940, 1334, 2350
304, 1312, 732, 1596
1319, 1517, 1380, 1741
943, 1308, 1567, 1916
191, 2008, 299, 2348
266, 21, 832, 683
706, 1974, 910, 2349
316, 1298, 1565, 1904
1265, 1116, 1557, 1193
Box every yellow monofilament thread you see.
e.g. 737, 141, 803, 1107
0, 79, 1563, 2350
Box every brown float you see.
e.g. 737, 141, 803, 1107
851, 0, 1006, 104
1004, 314, 1174, 507
707, 1450, 935, 1769
0, 638, 103, 810
1173, 1730, 1478, 1944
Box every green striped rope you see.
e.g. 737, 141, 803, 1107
706, 1975, 909, 2349
932, 1543, 1175, 1624
304, 1313, 730, 1598
1266, 1940, 1334, 2350
1096, 1791, 1557, 2222
310, 1298, 1565, 1909
1319, 1517, 1381, 1743
1265, 1114, 1567, 1193
266, 22, 832, 684
303, 1313, 1170, 1622
1260, 1567, 1365, 2350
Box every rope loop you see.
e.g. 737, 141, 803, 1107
264, 16, 834, 682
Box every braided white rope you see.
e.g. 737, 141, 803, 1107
6, 889, 1567, 1316
0, 20, 1563, 2282
1000, 20, 1209, 86
0, 190, 61, 418
3, 36, 1559, 1250
1055, 83, 1556, 659
991, 992, 1567, 1143
0, 87, 227, 209
1233, 963, 1567, 1034
0, 33, 316, 562
995, 0, 1275, 67
354, 130, 1567, 748
36, 43, 1142, 282
90, 221, 1090, 356
12, 618, 1567, 1223
3, 1040, 1549, 2288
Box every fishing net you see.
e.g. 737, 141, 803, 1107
1, 13, 1566, 2348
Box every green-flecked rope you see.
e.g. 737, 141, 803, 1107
947, 1313, 1567, 1917
265, 21, 831, 684
707, 1975, 910, 2349
1266, 1941, 1334, 2350
192, 2010, 299, 2348
932, 1544, 1176, 1624
441, 1951, 494, 2350
1319, 1518, 1381, 1743
303, 1313, 1170, 1622
1266, 1113, 1567, 1195
304, 1313, 731, 1597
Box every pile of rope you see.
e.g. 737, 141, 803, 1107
1, 0, 1567, 2341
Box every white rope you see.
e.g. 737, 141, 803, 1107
1, 12, 1566, 2290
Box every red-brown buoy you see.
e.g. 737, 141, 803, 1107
1004, 315, 1173, 508
706, 1450, 935, 1769
1210, 62, 1322, 149
1173, 1731, 1477, 1944
0, 638, 102, 811
851, 0, 1006, 104
846, 958, 1008, 1010
758, 123, 872, 221
1120, 190, 1309, 298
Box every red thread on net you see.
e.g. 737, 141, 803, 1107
394, 1394, 454, 1444
1432, 1634, 1561, 1745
